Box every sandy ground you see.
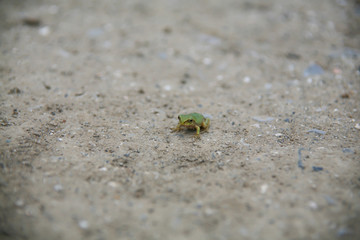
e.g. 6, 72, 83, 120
1, 0, 360, 239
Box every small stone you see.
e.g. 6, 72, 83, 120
342, 148, 354, 154
308, 201, 318, 210
113, 70, 122, 78
307, 129, 326, 135
285, 52, 301, 60
202, 58, 212, 65
260, 184, 268, 194
216, 75, 224, 81
312, 166, 323, 172
264, 83, 272, 89
22, 17, 41, 27
87, 28, 104, 38
303, 63, 324, 77
78, 220, 89, 229
324, 195, 336, 205
205, 208, 215, 216
355, 123, 360, 130
108, 181, 118, 188
53, 184, 63, 192
15, 199, 24, 207
252, 116, 274, 122
243, 76, 251, 83
163, 85, 172, 91
38, 26, 50, 36
134, 188, 145, 198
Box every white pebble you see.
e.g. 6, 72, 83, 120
163, 85, 172, 91
78, 220, 89, 229
113, 70, 122, 78
202, 58, 212, 65
243, 76, 251, 83
39, 26, 50, 36
15, 199, 24, 207
260, 184, 268, 194
53, 184, 63, 192
108, 181, 118, 188
308, 201, 318, 210
264, 83, 272, 89
205, 208, 215, 216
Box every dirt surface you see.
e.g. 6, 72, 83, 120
1, 0, 360, 239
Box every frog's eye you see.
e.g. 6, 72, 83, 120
188, 119, 193, 123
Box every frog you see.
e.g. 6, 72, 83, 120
171, 113, 210, 137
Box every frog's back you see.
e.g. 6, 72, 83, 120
191, 112, 205, 121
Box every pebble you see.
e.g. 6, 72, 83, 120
260, 184, 268, 194
342, 148, 354, 154
284, 118, 291, 123
198, 33, 222, 45
202, 58, 212, 65
286, 52, 301, 60
22, 17, 41, 27
113, 70, 122, 78
324, 195, 336, 205
78, 220, 89, 229
87, 28, 104, 38
303, 64, 324, 77
163, 85, 172, 91
264, 83, 272, 89
38, 26, 50, 36
108, 181, 118, 188
53, 184, 63, 192
308, 201, 318, 210
252, 116, 274, 122
307, 129, 326, 135
15, 199, 24, 207
205, 208, 215, 216
312, 166, 323, 172
243, 76, 251, 83
355, 123, 360, 130
157, 52, 167, 59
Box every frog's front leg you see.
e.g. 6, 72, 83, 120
171, 123, 182, 132
194, 125, 201, 138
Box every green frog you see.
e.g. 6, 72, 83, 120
172, 113, 210, 137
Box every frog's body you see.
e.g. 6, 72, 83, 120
172, 113, 210, 137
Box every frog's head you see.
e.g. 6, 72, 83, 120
178, 114, 195, 126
